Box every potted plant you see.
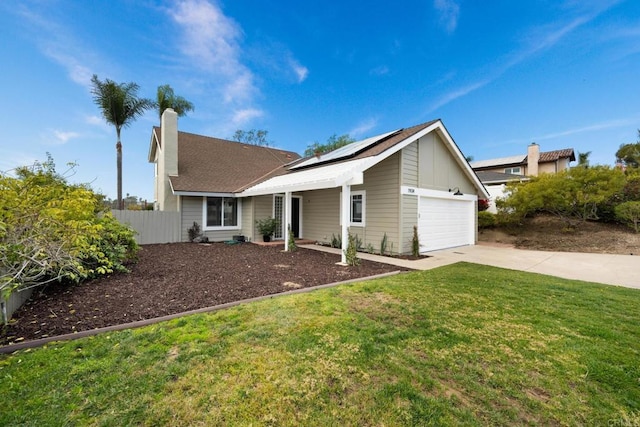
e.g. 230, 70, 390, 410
255, 217, 279, 242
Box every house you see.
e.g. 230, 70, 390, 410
470, 143, 575, 213
149, 109, 489, 261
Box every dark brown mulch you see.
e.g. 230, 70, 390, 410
1, 243, 411, 346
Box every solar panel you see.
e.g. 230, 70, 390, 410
290, 129, 402, 170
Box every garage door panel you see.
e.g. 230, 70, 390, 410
418, 197, 474, 252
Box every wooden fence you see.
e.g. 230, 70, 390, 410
111, 210, 181, 245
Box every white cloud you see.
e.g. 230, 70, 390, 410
433, 0, 460, 34
51, 130, 81, 145
169, 0, 258, 104
426, 3, 618, 114
289, 57, 309, 83
348, 118, 378, 138
426, 80, 490, 114
531, 117, 639, 142
14, 6, 96, 89
232, 108, 264, 126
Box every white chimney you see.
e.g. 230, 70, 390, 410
158, 108, 179, 211
527, 142, 540, 176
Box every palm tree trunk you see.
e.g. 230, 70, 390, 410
116, 133, 123, 210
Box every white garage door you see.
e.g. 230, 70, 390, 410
418, 196, 474, 253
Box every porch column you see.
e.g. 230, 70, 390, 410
340, 184, 350, 264
284, 191, 292, 251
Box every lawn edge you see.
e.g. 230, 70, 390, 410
0, 270, 404, 354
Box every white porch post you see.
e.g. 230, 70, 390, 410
284, 191, 292, 251
340, 184, 350, 264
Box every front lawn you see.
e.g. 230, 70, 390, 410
1, 263, 639, 425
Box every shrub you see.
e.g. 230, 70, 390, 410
287, 224, 297, 252
412, 225, 420, 258
331, 233, 342, 248
380, 232, 388, 255
344, 232, 360, 266
255, 217, 279, 237
188, 221, 201, 242
615, 201, 640, 232
478, 199, 490, 212
0, 156, 138, 300
478, 211, 497, 229
498, 166, 626, 227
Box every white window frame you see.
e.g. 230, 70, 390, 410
505, 167, 522, 175
340, 190, 366, 227
202, 196, 242, 231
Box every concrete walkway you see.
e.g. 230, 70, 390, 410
300, 244, 640, 289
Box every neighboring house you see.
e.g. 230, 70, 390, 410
470, 143, 575, 213
149, 109, 489, 260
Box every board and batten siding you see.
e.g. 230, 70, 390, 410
400, 142, 420, 254
418, 132, 476, 194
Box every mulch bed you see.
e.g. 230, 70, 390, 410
1, 243, 411, 346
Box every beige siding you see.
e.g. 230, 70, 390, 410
181, 196, 241, 242
401, 142, 418, 187
241, 198, 254, 241
302, 188, 341, 244
418, 133, 476, 194
352, 153, 401, 254
252, 195, 274, 239
400, 194, 418, 254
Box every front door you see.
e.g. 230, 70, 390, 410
291, 197, 300, 238
273, 195, 302, 239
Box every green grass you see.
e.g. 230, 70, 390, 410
2, 262, 639, 426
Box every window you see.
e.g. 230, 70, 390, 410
505, 167, 522, 175
340, 190, 366, 226
351, 194, 363, 224
205, 197, 238, 228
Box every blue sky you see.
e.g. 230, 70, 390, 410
1, 0, 638, 201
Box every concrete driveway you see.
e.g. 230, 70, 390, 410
302, 244, 639, 289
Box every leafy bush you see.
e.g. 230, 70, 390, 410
498, 166, 626, 227
412, 225, 420, 258
287, 224, 297, 252
188, 221, 201, 242
255, 217, 279, 237
380, 232, 388, 255
330, 233, 342, 248
615, 201, 640, 232
478, 199, 490, 212
0, 157, 138, 299
478, 211, 497, 229
344, 232, 360, 266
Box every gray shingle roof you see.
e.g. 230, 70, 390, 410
168, 131, 300, 193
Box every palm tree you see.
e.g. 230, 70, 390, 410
577, 151, 591, 167
91, 75, 154, 210
156, 84, 194, 121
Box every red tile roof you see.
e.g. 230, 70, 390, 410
538, 148, 576, 163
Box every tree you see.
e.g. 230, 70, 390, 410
156, 84, 194, 121
304, 134, 355, 157
231, 129, 270, 146
577, 151, 591, 167
616, 130, 640, 169
90, 75, 154, 210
